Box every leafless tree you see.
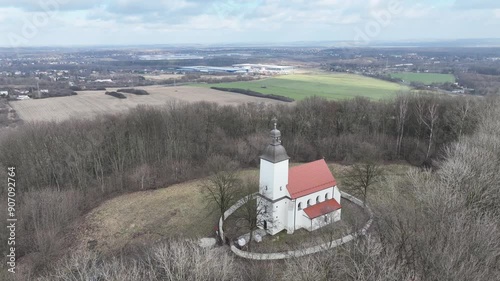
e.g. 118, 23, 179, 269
200, 169, 240, 223
237, 180, 264, 251
395, 93, 409, 156
416, 97, 440, 159
342, 162, 383, 205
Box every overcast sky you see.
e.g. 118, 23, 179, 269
1, 0, 499, 47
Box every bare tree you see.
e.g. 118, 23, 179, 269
342, 162, 383, 205
200, 170, 240, 223
416, 97, 439, 159
237, 180, 264, 251
396, 93, 409, 156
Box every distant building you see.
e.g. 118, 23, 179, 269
178, 66, 246, 74
16, 95, 31, 100
233, 64, 295, 74
257, 120, 341, 235
94, 79, 114, 83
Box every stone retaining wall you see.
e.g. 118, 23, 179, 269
220, 191, 373, 260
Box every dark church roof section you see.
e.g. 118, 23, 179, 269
260, 118, 290, 163
287, 159, 337, 199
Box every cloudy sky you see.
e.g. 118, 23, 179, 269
1, 0, 499, 47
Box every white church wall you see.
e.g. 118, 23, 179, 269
309, 210, 341, 231
257, 196, 291, 235
259, 159, 289, 200
294, 186, 341, 231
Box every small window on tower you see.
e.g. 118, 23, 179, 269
265, 186, 268, 190
280, 186, 282, 191
298, 202, 302, 210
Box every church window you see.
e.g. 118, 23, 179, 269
298, 202, 302, 210
316, 196, 320, 204
307, 199, 312, 206
324, 216, 328, 223
280, 186, 282, 191
326, 192, 331, 200
265, 186, 268, 190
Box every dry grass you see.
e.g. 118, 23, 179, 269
9, 85, 286, 122
76, 179, 216, 254
75, 169, 260, 255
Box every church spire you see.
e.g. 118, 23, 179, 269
260, 117, 289, 163
270, 117, 281, 145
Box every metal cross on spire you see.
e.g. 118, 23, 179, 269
271, 117, 278, 129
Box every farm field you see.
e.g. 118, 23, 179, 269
9, 85, 285, 122
390, 72, 455, 84
194, 73, 409, 101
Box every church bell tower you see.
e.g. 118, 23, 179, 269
259, 118, 289, 201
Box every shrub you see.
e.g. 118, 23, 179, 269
211, 87, 294, 102
105, 91, 127, 99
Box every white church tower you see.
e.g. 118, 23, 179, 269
258, 118, 291, 235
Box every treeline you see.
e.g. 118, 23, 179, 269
211, 87, 295, 102
105, 91, 127, 99
117, 88, 149, 95
457, 72, 500, 95
158, 74, 256, 85
0, 93, 483, 275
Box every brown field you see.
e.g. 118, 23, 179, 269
142, 74, 185, 80
9, 85, 286, 122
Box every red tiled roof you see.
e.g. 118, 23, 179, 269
287, 159, 336, 199
303, 199, 342, 219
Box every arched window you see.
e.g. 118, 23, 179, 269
307, 199, 312, 206
298, 202, 302, 210
326, 192, 331, 200
316, 196, 321, 204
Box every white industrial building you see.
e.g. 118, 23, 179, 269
233, 64, 295, 74
257, 120, 341, 235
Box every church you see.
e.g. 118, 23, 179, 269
257, 119, 342, 235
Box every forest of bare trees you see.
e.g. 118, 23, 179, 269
0, 92, 495, 279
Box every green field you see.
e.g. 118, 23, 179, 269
390, 72, 455, 84
195, 73, 409, 101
